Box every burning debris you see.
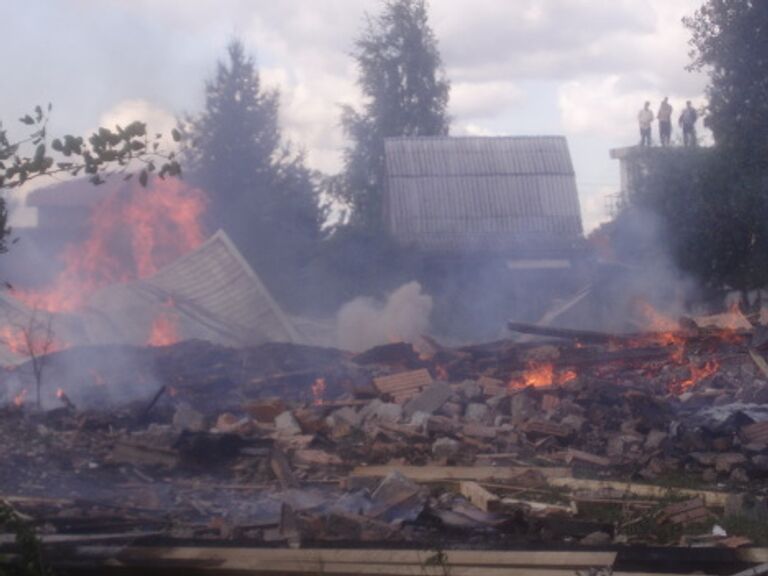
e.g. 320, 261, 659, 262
0, 308, 768, 573
0, 229, 309, 376
0, 127, 764, 574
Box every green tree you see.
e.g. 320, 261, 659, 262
339, 0, 450, 230
184, 40, 280, 229
614, 149, 768, 296
0, 105, 182, 254
684, 0, 768, 165
647, 0, 768, 295
184, 40, 324, 307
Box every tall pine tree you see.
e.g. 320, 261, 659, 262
340, 0, 450, 230
185, 39, 324, 308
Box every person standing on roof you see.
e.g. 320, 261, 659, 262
638, 101, 654, 147
657, 97, 673, 147
679, 101, 698, 147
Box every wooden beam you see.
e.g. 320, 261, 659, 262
737, 549, 768, 564
749, 349, 768, 379
6, 544, 729, 576
350, 465, 571, 483
728, 564, 768, 576
459, 481, 501, 512
507, 322, 620, 343
548, 477, 730, 507
374, 369, 433, 395
84, 546, 618, 570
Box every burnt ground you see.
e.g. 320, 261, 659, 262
0, 330, 768, 573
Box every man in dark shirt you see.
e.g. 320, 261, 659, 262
679, 101, 698, 147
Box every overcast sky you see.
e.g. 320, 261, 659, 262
2, 0, 708, 231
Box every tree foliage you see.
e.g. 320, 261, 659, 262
641, 1, 768, 293
339, 0, 450, 230
684, 0, 768, 165
621, 149, 768, 293
184, 40, 281, 219
0, 105, 182, 254
183, 39, 325, 309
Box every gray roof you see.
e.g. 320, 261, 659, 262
384, 136, 584, 253
82, 230, 300, 347
0, 231, 302, 366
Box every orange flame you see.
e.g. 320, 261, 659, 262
633, 300, 679, 332
15, 179, 206, 313
56, 387, 65, 399
13, 389, 28, 407
509, 362, 577, 389
628, 301, 727, 394
670, 360, 719, 395
312, 377, 327, 406
0, 326, 27, 355
0, 325, 64, 357
147, 313, 179, 347
558, 369, 578, 385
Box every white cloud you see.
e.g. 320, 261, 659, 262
98, 99, 177, 136
580, 184, 619, 234
559, 76, 651, 139
1, 0, 714, 232
261, 66, 359, 173
450, 81, 525, 121
558, 76, 709, 143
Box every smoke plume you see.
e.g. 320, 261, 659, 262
336, 282, 433, 352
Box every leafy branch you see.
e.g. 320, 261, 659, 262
0, 104, 182, 190
0, 104, 184, 254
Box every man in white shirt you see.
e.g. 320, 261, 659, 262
638, 101, 654, 147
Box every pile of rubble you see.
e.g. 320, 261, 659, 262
2, 318, 768, 573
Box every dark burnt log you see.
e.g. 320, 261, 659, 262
137, 385, 167, 423
507, 322, 622, 343
508, 321, 750, 348
351, 342, 421, 367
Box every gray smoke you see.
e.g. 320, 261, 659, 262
336, 281, 433, 352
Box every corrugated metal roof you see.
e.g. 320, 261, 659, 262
384, 136, 583, 254
0, 231, 302, 367
82, 230, 300, 347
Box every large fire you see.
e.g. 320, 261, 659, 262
14, 179, 206, 313
625, 300, 741, 394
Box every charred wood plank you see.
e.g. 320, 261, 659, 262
349, 465, 570, 483
137, 385, 167, 422
507, 322, 622, 343
351, 342, 420, 367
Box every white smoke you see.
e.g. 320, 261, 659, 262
336, 282, 433, 352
